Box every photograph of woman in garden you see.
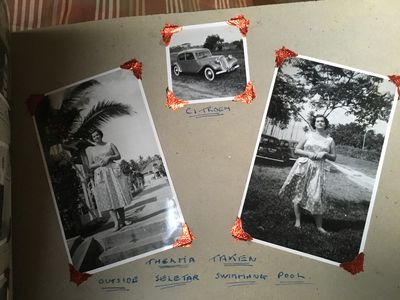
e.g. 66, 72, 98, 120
239, 56, 397, 264
86, 129, 132, 232
279, 115, 336, 235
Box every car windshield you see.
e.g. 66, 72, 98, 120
196, 50, 211, 59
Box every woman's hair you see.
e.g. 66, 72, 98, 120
90, 128, 104, 140
310, 114, 329, 130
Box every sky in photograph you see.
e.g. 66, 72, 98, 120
169, 23, 242, 47
269, 58, 397, 141
49, 69, 160, 162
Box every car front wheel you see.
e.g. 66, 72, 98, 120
173, 65, 180, 76
204, 67, 215, 81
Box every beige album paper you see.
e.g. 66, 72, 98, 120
11, 0, 400, 299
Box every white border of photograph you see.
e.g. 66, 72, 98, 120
165, 21, 250, 104
32, 67, 186, 274
237, 54, 398, 266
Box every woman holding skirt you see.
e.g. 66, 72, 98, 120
86, 129, 132, 232
279, 115, 336, 234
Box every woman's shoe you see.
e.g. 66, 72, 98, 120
120, 220, 133, 228
112, 223, 121, 232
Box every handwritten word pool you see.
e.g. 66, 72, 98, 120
275, 272, 312, 286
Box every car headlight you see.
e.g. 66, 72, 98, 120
215, 58, 220, 63
227, 55, 233, 60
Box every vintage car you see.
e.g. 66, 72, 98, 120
287, 140, 299, 162
172, 48, 239, 81
256, 134, 289, 163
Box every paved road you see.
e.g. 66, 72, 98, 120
327, 161, 375, 191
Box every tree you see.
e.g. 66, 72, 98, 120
138, 155, 146, 171
158, 161, 167, 177
43, 80, 132, 147
330, 123, 365, 148
329, 123, 385, 151
268, 58, 394, 129
365, 132, 384, 152
120, 159, 131, 175
129, 159, 140, 172
203, 34, 224, 51
267, 71, 307, 129
231, 40, 243, 50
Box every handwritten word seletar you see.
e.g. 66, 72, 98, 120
210, 254, 257, 264
155, 274, 200, 282
186, 106, 231, 118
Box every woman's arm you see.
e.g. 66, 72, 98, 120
324, 139, 336, 161
86, 148, 102, 171
294, 135, 316, 159
104, 143, 121, 163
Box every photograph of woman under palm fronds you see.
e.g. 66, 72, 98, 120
34, 69, 184, 273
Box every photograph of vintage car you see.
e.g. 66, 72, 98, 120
166, 22, 249, 102
172, 48, 239, 82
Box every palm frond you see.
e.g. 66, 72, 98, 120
73, 100, 133, 138
62, 79, 101, 109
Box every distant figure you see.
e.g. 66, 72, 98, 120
279, 115, 336, 234
86, 129, 132, 232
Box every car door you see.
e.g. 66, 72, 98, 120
184, 52, 200, 73
176, 53, 186, 72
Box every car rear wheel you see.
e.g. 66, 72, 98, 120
204, 67, 215, 81
173, 65, 180, 76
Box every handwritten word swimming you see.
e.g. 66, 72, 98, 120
215, 273, 268, 280
210, 254, 257, 264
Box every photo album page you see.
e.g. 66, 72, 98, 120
10, 1, 400, 299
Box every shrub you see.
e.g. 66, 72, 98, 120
335, 145, 381, 162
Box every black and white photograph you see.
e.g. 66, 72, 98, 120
34, 69, 185, 273
239, 56, 397, 265
166, 22, 249, 103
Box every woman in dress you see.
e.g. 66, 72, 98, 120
86, 129, 132, 232
279, 115, 336, 234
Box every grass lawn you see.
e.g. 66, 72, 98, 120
241, 159, 371, 263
